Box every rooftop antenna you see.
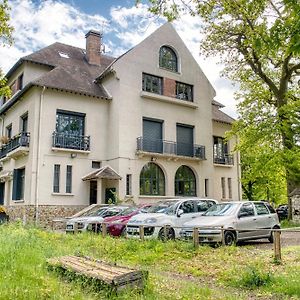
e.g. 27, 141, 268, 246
100, 21, 106, 54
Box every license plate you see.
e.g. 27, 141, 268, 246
127, 227, 139, 233
185, 232, 193, 237
66, 225, 73, 230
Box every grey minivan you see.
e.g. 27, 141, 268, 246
180, 201, 280, 245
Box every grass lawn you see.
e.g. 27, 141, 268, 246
0, 223, 299, 299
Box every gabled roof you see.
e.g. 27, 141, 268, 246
212, 103, 235, 124
82, 166, 122, 181
6, 42, 115, 99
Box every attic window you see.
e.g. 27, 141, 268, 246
58, 52, 69, 58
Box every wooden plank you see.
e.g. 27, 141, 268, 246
47, 255, 147, 291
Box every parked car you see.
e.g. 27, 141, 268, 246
105, 205, 152, 237
126, 198, 218, 240
276, 204, 288, 220
0, 206, 9, 224
66, 206, 129, 233
179, 201, 280, 245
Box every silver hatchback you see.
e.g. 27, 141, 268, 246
180, 201, 280, 245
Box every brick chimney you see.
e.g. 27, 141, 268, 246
85, 30, 102, 65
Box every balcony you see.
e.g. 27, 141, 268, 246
52, 132, 90, 152
137, 137, 206, 160
0, 132, 30, 160
213, 154, 234, 166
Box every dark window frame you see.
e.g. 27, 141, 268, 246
66, 165, 72, 194
20, 112, 28, 133
142, 73, 163, 95
175, 165, 196, 196
53, 164, 60, 193
92, 161, 101, 169
176, 81, 193, 102
126, 174, 132, 196
140, 162, 165, 196
213, 136, 229, 162
159, 46, 178, 72
6, 124, 12, 139
12, 168, 25, 201
56, 109, 86, 136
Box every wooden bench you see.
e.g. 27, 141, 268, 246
47, 255, 148, 291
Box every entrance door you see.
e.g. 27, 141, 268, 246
105, 188, 116, 204
89, 181, 97, 205
0, 183, 4, 205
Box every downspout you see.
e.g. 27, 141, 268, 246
0, 115, 4, 136
235, 135, 241, 200
35, 86, 45, 224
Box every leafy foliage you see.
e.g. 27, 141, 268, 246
0, 0, 13, 97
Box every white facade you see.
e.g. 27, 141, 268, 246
0, 23, 241, 217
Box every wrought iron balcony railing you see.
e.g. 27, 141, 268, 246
52, 132, 90, 151
137, 137, 206, 160
0, 132, 30, 159
213, 154, 234, 165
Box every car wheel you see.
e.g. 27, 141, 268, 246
268, 226, 280, 243
224, 231, 236, 246
158, 227, 175, 241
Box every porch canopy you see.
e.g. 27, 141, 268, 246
82, 166, 122, 181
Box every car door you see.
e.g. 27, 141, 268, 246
173, 200, 197, 235
236, 202, 257, 240
253, 202, 272, 237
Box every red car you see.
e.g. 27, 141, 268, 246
105, 205, 151, 237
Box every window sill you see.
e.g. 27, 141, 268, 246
213, 163, 234, 168
52, 193, 74, 196
140, 91, 198, 108
12, 200, 24, 203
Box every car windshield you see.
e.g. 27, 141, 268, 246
203, 203, 238, 216
81, 207, 108, 217
147, 201, 178, 214
117, 207, 137, 216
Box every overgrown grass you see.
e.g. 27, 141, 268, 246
280, 219, 300, 228
0, 223, 300, 299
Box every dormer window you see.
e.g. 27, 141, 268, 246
58, 52, 69, 58
159, 46, 178, 72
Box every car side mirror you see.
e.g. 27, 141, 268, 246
177, 209, 184, 217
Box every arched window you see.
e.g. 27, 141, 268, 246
175, 165, 196, 196
140, 163, 165, 196
159, 46, 178, 72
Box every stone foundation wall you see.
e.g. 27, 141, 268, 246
292, 195, 300, 221
4, 205, 87, 229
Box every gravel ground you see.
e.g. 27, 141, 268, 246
239, 231, 300, 249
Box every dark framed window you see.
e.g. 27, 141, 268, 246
213, 136, 228, 163
53, 164, 60, 193
176, 124, 194, 157
17, 74, 23, 90
140, 163, 165, 196
143, 118, 163, 153
254, 202, 269, 215
92, 161, 101, 169
238, 203, 255, 217
221, 177, 226, 199
126, 174, 132, 195
159, 46, 178, 72
142, 73, 163, 94
176, 82, 193, 101
12, 168, 25, 200
6, 124, 12, 139
20, 112, 28, 132
228, 178, 232, 199
175, 165, 196, 196
56, 110, 85, 136
66, 165, 72, 193
205, 179, 209, 197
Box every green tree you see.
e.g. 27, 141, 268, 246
142, 0, 300, 217
0, 0, 13, 97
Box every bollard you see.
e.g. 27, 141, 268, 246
221, 226, 225, 246
274, 230, 282, 262
102, 223, 107, 237
193, 227, 199, 249
74, 222, 78, 233
139, 225, 145, 241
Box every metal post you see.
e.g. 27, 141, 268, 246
139, 225, 145, 241
102, 223, 107, 237
274, 230, 282, 262
193, 227, 199, 249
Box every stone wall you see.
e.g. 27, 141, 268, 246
5, 205, 87, 229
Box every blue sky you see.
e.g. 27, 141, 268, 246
1, 0, 237, 117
